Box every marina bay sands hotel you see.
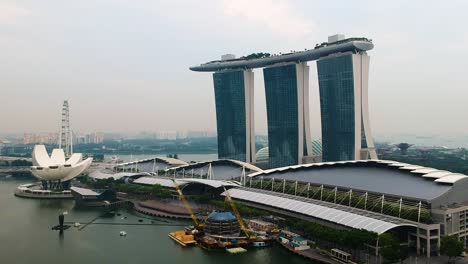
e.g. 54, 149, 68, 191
190, 35, 378, 168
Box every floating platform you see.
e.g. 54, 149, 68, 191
168, 231, 197, 246
51, 225, 71, 231
15, 185, 73, 200
226, 247, 247, 254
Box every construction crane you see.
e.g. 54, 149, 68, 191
171, 179, 203, 228
222, 186, 256, 240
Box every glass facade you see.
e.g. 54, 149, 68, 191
213, 70, 247, 161
263, 64, 299, 168
317, 54, 356, 161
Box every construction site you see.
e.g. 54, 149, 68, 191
168, 179, 278, 252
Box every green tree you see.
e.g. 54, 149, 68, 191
379, 233, 401, 263
440, 235, 464, 263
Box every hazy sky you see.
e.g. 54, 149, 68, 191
1, 0, 467, 138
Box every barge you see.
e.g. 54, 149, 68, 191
168, 230, 197, 246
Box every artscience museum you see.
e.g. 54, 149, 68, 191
30, 145, 93, 190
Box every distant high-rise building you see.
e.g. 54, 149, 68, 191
263, 63, 312, 168
176, 131, 188, 139
186, 130, 216, 138
74, 132, 104, 144
213, 69, 255, 163
154, 131, 177, 140
94, 132, 104, 144
23, 133, 58, 145
317, 52, 377, 161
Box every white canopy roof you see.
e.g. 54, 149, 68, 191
132, 177, 240, 189
70, 186, 99, 196
435, 174, 468, 184
224, 188, 416, 234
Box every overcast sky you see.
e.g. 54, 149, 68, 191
1, 0, 467, 139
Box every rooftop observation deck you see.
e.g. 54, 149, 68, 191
189, 37, 373, 72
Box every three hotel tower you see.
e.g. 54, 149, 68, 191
191, 35, 378, 168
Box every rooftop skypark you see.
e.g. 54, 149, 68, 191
190, 37, 373, 72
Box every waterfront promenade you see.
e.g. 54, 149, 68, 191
278, 241, 341, 264
133, 200, 192, 220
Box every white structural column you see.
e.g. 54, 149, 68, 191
244, 69, 256, 163
59, 100, 72, 157
295, 63, 312, 164
352, 54, 363, 160
351, 53, 377, 160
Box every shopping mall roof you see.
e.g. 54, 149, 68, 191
247, 160, 468, 204
224, 188, 416, 234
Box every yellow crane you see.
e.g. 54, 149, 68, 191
171, 179, 203, 228
222, 186, 256, 240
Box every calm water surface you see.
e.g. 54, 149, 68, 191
0, 178, 311, 264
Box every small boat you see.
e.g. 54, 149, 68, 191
226, 247, 247, 254
74, 222, 81, 227
120, 231, 127, 236
252, 241, 267, 247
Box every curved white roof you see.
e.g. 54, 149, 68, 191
133, 177, 177, 188
375, 160, 396, 164
65, 153, 83, 165
387, 162, 410, 167
50, 149, 66, 165
225, 188, 415, 234
132, 176, 240, 189
89, 170, 146, 180
246, 160, 468, 201
399, 165, 425, 171
30, 145, 92, 181
63, 158, 93, 181
32, 145, 53, 167
180, 178, 239, 188
435, 174, 468, 184
411, 168, 439, 174
249, 160, 468, 185
167, 159, 262, 173
117, 157, 188, 167
422, 171, 451, 179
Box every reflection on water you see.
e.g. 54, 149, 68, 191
37, 199, 74, 209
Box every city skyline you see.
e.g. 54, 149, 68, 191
1, 0, 468, 139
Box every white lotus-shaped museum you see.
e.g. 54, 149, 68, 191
30, 145, 93, 181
